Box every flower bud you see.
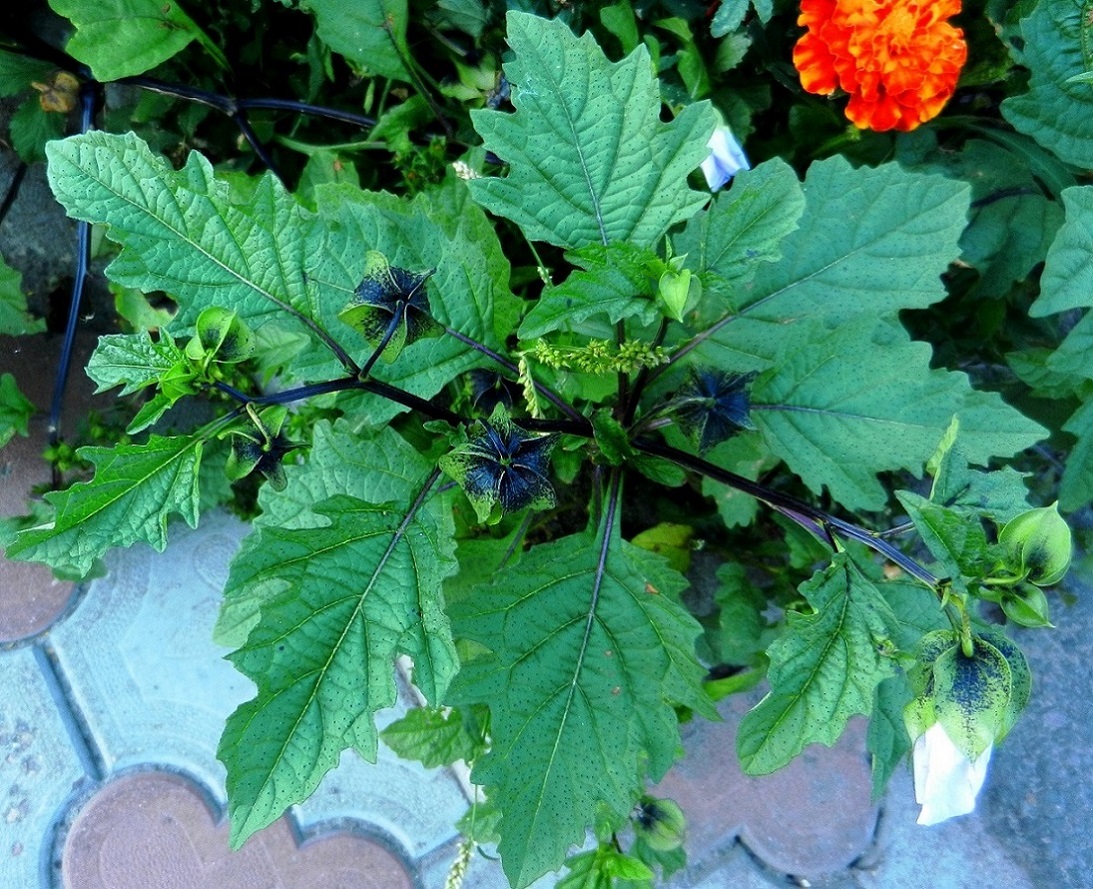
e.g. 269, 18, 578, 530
999, 503, 1072, 587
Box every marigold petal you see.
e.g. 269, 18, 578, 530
791, 0, 967, 132
793, 34, 840, 95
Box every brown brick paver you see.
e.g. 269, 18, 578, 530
62, 771, 414, 889
657, 692, 878, 882
0, 333, 102, 641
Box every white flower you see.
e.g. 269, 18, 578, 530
700, 124, 750, 191
912, 722, 992, 826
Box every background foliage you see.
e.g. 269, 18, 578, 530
0, 1, 1089, 886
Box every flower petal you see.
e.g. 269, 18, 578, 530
913, 723, 992, 826
791, 0, 967, 132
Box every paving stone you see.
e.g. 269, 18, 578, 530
0, 154, 77, 311
0, 332, 104, 642
48, 511, 255, 794
654, 691, 878, 883
979, 556, 1093, 889
855, 766, 1037, 889
61, 771, 414, 889
0, 646, 89, 887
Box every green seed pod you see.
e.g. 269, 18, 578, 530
633, 795, 686, 852
999, 503, 1072, 587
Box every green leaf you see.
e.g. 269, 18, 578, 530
672, 157, 805, 311
469, 12, 717, 250
929, 438, 1031, 524
560, 846, 654, 889
519, 243, 661, 340
1001, 0, 1093, 168
215, 421, 440, 646
219, 491, 458, 848
895, 490, 989, 581
0, 257, 44, 335
0, 50, 53, 96
46, 0, 215, 81
86, 331, 186, 395
380, 706, 485, 768
737, 553, 899, 775
1029, 186, 1093, 380
309, 181, 515, 424
867, 675, 914, 800
688, 157, 969, 371
1059, 399, 1093, 510
710, 0, 749, 37
0, 373, 35, 448
448, 515, 713, 887
959, 145, 1063, 296
751, 320, 980, 511
301, 0, 410, 82
10, 95, 65, 164
600, 0, 639, 55
951, 388, 1047, 467
6, 434, 204, 577
46, 133, 331, 357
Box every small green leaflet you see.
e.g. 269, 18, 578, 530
518, 243, 662, 340
380, 706, 485, 769
867, 676, 914, 800
219, 491, 458, 848
710, 0, 773, 38
672, 157, 805, 313
1001, 0, 1093, 169
45, 132, 317, 334
301, 0, 410, 82
469, 12, 716, 250
448, 511, 714, 888
0, 258, 44, 335
895, 490, 988, 582
86, 331, 186, 395
46, 0, 226, 81
737, 553, 899, 775
10, 96, 65, 165
6, 434, 204, 577
0, 49, 53, 96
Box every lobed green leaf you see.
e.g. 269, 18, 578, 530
6, 434, 204, 577
448, 513, 713, 887
469, 12, 717, 250
218, 490, 458, 848
737, 553, 899, 775
45, 132, 319, 337
1001, 0, 1093, 169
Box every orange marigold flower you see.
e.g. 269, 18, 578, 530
792, 0, 967, 132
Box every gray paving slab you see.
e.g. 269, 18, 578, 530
654, 692, 878, 884
0, 646, 90, 888
980, 557, 1093, 889
48, 511, 255, 794
856, 766, 1037, 889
